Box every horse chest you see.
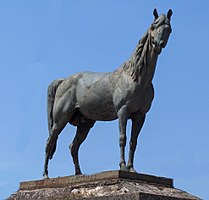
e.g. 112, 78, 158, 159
127, 88, 145, 112
113, 82, 142, 111
115, 84, 154, 113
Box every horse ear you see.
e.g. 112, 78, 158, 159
153, 8, 159, 19
167, 9, 173, 21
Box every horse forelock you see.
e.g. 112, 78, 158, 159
152, 14, 171, 29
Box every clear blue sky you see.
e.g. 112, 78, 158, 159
1, 1, 209, 199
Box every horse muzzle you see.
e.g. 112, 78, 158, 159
152, 40, 166, 54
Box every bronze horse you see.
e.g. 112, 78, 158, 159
43, 9, 172, 178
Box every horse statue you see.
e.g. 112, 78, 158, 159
43, 8, 173, 178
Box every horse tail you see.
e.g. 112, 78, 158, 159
47, 79, 64, 134
46, 79, 64, 160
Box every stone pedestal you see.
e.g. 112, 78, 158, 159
8, 170, 201, 200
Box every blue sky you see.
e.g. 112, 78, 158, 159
0, 1, 209, 199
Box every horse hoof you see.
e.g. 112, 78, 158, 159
75, 170, 82, 175
43, 174, 49, 179
128, 167, 137, 173
120, 165, 129, 171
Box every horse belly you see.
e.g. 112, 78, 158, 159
74, 72, 118, 121
76, 90, 117, 121
79, 97, 117, 121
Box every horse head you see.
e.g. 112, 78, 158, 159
149, 8, 172, 54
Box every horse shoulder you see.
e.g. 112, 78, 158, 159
112, 73, 139, 112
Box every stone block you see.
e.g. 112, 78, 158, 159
7, 170, 201, 200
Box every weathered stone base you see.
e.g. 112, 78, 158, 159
8, 170, 201, 200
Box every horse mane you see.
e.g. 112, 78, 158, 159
121, 31, 150, 81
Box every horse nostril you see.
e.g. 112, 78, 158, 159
159, 41, 165, 47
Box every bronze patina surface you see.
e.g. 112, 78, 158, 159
43, 9, 173, 179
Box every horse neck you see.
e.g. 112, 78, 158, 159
131, 34, 158, 87
141, 38, 158, 87
117, 32, 159, 87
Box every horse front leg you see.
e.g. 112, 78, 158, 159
127, 114, 146, 172
117, 106, 128, 171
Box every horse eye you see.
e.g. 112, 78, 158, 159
165, 25, 172, 33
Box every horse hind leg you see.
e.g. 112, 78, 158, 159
43, 97, 76, 179
70, 119, 95, 175
43, 121, 68, 179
